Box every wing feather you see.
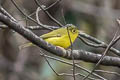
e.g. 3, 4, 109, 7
40, 27, 66, 39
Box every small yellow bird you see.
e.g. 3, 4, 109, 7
20, 24, 79, 49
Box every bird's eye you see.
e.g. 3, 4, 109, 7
71, 29, 76, 33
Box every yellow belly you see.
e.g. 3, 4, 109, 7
44, 35, 76, 48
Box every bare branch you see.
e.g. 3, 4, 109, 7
1, 5, 120, 58
0, 7, 17, 22
10, 0, 53, 30
83, 28, 119, 80
34, 0, 64, 27
39, 53, 105, 79
45, 0, 62, 10
79, 32, 120, 56
0, 13, 120, 69
95, 70, 120, 76
35, 7, 55, 29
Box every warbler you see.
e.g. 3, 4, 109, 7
20, 24, 79, 49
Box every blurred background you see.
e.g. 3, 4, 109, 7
0, 0, 120, 80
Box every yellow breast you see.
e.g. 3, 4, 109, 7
44, 32, 78, 48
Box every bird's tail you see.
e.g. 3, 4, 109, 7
19, 42, 33, 50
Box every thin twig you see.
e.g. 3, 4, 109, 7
45, 0, 62, 10
39, 52, 105, 80
39, 50, 60, 76
59, 73, 97, 80
79, 36, 104, 48
39, 50, 97, 80
34, 0, 64, 27
27, 26, 58, 30
17, 11, 36, 22
0, 7, 17, 22
95, 70, 120, 76
83, 28, 119, 80
79, 32, 120, 56
36, 7, 54, 29
67, 25, 76, 80
10, 0, 52, 30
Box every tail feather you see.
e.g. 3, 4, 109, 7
19, 43, 33, 50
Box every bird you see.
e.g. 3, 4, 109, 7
19, 24, 79, 49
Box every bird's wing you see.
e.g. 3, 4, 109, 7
40, 34, 61, 39
40, 28, 66, 39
